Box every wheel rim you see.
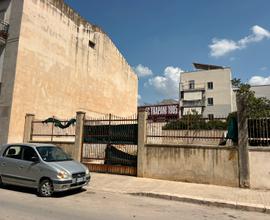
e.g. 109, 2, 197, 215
41, 182, 52, 196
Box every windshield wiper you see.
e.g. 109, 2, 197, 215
45, 158, 72, 162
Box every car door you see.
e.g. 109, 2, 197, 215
0, 145, 24, 186
19, 146, 41, 188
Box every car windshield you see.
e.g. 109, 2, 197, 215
36, 146, 72, 162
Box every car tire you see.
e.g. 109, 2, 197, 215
0, 176, 3, 187
38, 179, 53, 197
76, 186, 83, 192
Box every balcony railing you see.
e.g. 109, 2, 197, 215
180, 83, 205, 91
0, 20, 9, 42
181, 99, 206, 107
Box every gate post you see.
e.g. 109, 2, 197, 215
23, 114, 35, 143
74, 111, 85, 162
137, 110, 147, 177
236, 94, 250, 188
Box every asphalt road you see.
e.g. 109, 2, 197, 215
0, 185, 269, 220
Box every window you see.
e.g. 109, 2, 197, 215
189, 80, 195, 89
88, 40, 95, 49
207, 98, 214, 106
4, 146, 23, 160
208, 114, 214, 120
180, 91, 184, 99
23, 146, 38, 162
207, 82, 213, 90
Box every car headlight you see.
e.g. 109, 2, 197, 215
57, 171, 70, 179
85, 168, 90, 175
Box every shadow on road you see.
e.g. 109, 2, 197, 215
54, 188, 87, 198
0, 184, 87, 198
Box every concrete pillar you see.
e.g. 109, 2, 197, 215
23, 114, 35, 143
137, 110, 147, 177
236, 94, 250, 188
74, 111, 85, 162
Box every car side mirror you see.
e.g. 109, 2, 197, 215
31, 156, 40, 163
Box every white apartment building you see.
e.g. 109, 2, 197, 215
179, 63, 236, 118
250, 84, 270, 100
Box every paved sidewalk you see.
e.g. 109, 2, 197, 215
87, 173, 270, 213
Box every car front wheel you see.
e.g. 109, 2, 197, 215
38, 179, 53, 197
0, 176, 3, 187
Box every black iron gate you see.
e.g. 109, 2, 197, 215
82, 114, 138, 176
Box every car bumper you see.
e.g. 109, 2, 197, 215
53, 175, 91, 192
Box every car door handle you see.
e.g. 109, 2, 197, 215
18, 165, 24, 169
1, 162, 6, 166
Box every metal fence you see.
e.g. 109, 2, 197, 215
248, 117, 270, 146
0, 20, 9, 40
83, 114, 138, 145
82, 114, 138, 176
146, 116, 232, 146
31, 119, 76, 142
82, 143, 137, 164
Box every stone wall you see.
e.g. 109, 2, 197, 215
141, 144, 239, 187
249, 148, 270, 189
4, 0, 137, 143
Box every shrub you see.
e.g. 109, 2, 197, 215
162, 115, 227, 130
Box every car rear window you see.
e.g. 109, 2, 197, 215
4, 146, 23, 160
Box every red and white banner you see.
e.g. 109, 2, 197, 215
138, 104, 179, 121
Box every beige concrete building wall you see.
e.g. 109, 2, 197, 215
180, 68, 233, 117
143, 144, 239, 187
2, 0, 138, 144
0, 0, 24, 144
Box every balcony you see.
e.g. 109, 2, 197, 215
180, 83, 205, 92
181, 99, 206, 108
0, 20, 9, 46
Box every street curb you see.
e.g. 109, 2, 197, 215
129, 192, 270, 214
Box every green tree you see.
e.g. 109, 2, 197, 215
232, 78, 270, 117
231, 78, 241, 88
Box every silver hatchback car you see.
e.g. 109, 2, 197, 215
0, 143, 90, 197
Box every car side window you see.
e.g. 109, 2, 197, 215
22, 147, 38, 162
3, 146, 23, 160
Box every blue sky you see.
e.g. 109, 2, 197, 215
65, 0, 270, 105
